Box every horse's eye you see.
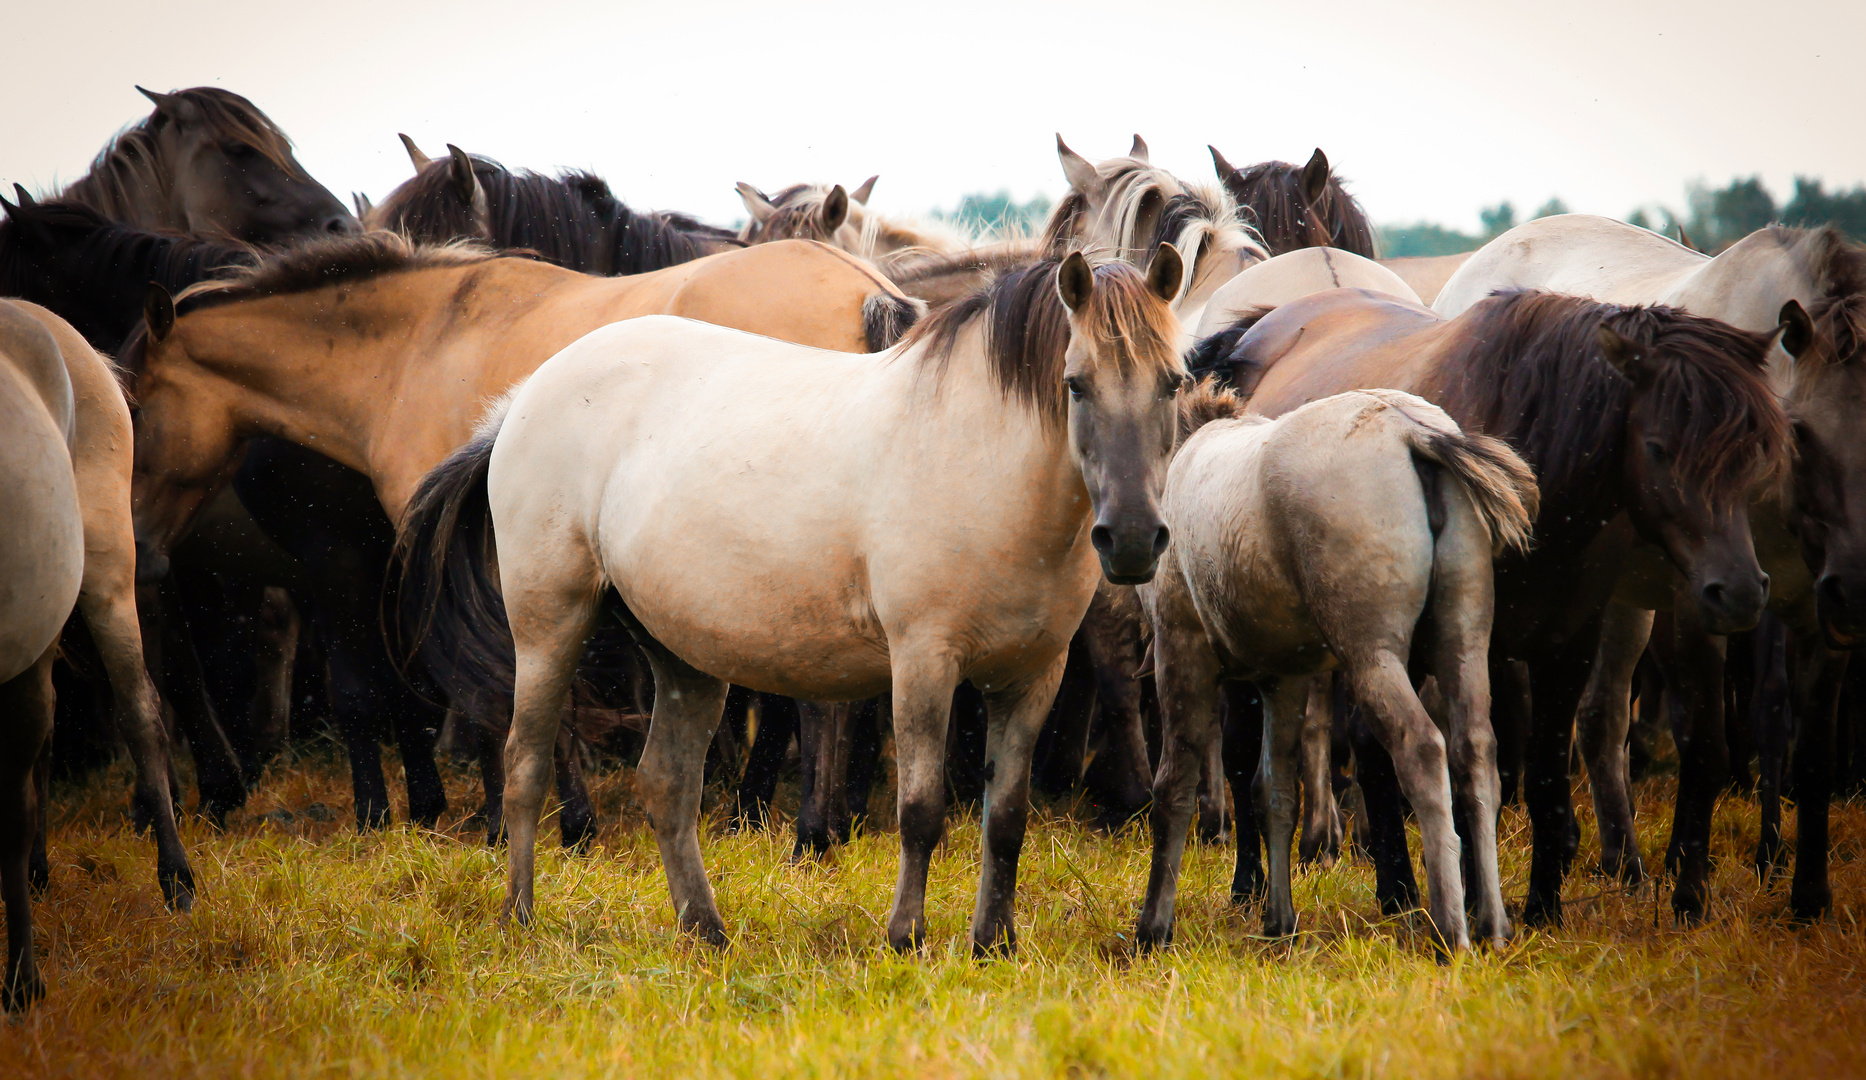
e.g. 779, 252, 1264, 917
1065, 376, 1088, 400
221, 141, 254, 159
1645, 439, 1671, 463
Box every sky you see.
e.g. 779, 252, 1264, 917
3, 0, 1861, 234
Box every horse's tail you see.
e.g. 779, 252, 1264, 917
388, 421, 516, 721
1399, 416, 1539, 557
864, 290, 925, 351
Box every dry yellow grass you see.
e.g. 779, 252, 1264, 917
4, 746, 1864, 1079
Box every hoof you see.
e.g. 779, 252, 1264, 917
970, 928, 1016, 959
1789, 884, 1832, 924
2, 972, 43, 1012
160, 867, 198, 913
1134, 919, 1174, 952
1521, 894, 1562, 929
887, 917, 927, 954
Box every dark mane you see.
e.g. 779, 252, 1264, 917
172, 231, 493, 316
1435, 290, 1788, 517
0, 197, 255, 351
1221, 157, 1377, 258
1177, 376, 1251, 440
903, 257, 1182, 419
60, 88, 304, 213
376, 153, 741, 276
742, 184, 841, 244
1184, 307, 1273, 385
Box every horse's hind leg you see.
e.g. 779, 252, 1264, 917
1298, 674, 1342, 866
1347, 700, 1420, 915
1258, 675, 1312, 939
0, 651, 54, 1008
972, 654, 1069, 956
1788, 634, 1846, 920
794, 700, 850, 859
1574, 603, 1652, 886
1135, 620, 1221, 948
631, 647, 731, 943
1751, 617, 1792, 882
1348, 655, 1466, 953
553, 724, 596, 851
733, 692, 795, 830
885, 649, 961, 952
1220, 681, 1265, 905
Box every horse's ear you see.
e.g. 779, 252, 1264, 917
1057, 135, 1103, 201
1057, 251, 1095, 312
1596, 325, 1654, 386
1301, 148, 1331, 206
4, 184, 50, 247
736, 182, 777, 224
1776, 299, 1815, 360
850, 175, 878, 205
1676, 224, 1701, 253
137, 85, 196, 125
1129, 134, 1150, 162
822, 185, 850, 233
1146, 243, 1185, 304
144, 285, 176, 344
1209, 145, 1241, 189
444, 144, 488, 227
398, 133, 432, 172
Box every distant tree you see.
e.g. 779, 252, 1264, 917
1532, 197, 1571, 220
1378, 222, 1484, 257
1627, 208, 1654, 232
1479, 201, 1517, 237
937, 191, 1053, 237
1685, 177, 1776, 250
1782, 176, 1866, 241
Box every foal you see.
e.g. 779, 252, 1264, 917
1137, 385, 1535, 951
398, 249, 1188, 953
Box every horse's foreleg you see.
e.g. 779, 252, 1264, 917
1575, 602, 1653, 886
1750, 615, 1792, 882
1297, 675, 1341, 866
732, 692, 794, 829
885, 650, 961, 952
552, 722, 596, 851
972, 655, 1068, 957
1220, 681, 1265, 905
793, 700, 844, 859
81, 588, 194, 910
0, 652, 54, 1009
1259, 675, 1311, 939
1659, 595, 1729, 925
1135, 621, 1221, 948
1789, 633, 1846, 920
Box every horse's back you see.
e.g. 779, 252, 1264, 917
662, 239, 898, 354
1236, 288, 1444, 414
0, 301, 84, 681
1195, 248, 1421, 339
1433, 214, 1702, 316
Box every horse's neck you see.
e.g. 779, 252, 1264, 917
1672, 237, 1813, 334
1177, 234, 1264, 332
61, 155, 186, 236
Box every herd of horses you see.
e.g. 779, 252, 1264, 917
1, 86, 1863, 1006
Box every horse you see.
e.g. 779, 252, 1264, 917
1379, 253, 1472, 306
0, 300, 88, 1007
1044, 136, 1267, 333
124, 233, 920, 841
393, 248, 1187, 953
1136, 383, 1536, 952
53, 86, 356, 245
1208, 147, 1378, 258
1436, 214, 1866, 921
372, 138, 742, 273
1192, 247, 1421, 346
1214, 286, 1792, 925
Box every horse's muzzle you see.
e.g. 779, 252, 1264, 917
1695, 572, 1768, 636
1817, 573, 1866, 649
1092, 520, 1170, 585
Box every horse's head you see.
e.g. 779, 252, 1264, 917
1209, 146, 1376, 258
1050, 134, 1183, 261
372, 138, 493, 244
735, 178, 875, 249
1778, 262, 1866, 646
134, 87, 357, 244
1601, 316, 1791, 634
124, 286, 246, 581
1056, 246, 1188, 584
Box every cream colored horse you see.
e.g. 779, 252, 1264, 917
1193, 247, 1421, 339
1136, 385, 1535, 953
1435, 213, 1866, 921
397, 250, 1188, 955
1047, 135, 1267, 332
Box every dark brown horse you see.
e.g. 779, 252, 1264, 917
1209, 147, 1377, 258
372, 139, 742, 273
1215, 287, 1792, 925
55, 87, 356, 244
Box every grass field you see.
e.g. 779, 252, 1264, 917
4, 745, 1864, 1079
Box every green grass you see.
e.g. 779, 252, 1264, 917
5, 747, 1864, 1078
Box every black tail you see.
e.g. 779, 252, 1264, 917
863, 291, 925, 351
388, 429, 515, 725
1184, 306, 1273, 391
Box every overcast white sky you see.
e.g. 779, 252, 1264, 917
3, 0, 1861, 233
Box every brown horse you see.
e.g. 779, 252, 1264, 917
373, 139, 742, 273
1208, 147, 1377, 258
1224, 287, 1792, 925
55, 87, 356, 245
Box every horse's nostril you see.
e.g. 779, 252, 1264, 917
1090, 525, 1114, 555
1702, 582, 1727, 609
1152, 525, 1171, 557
